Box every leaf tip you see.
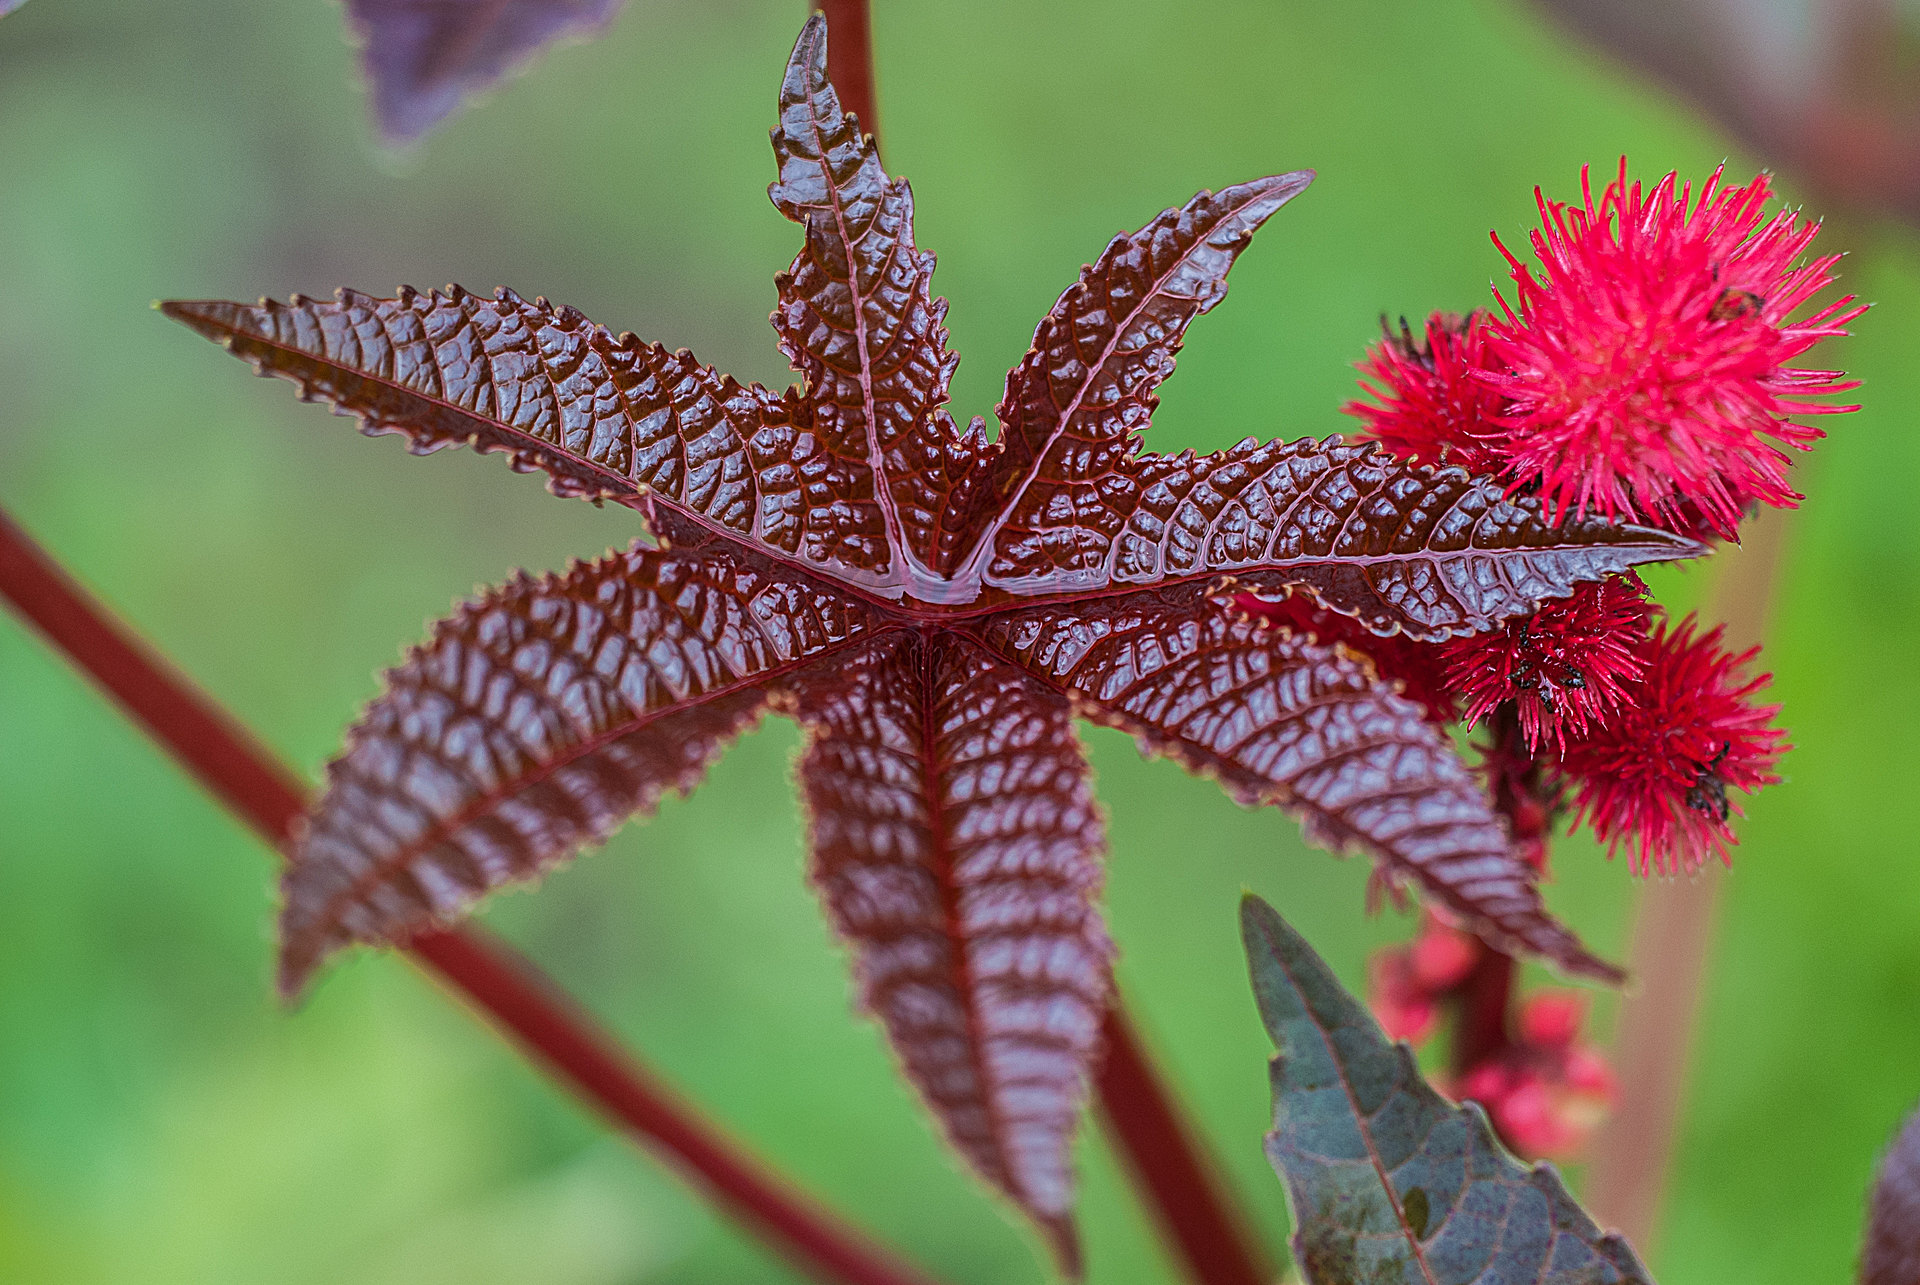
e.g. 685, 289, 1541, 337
1039, 1213, 1084, 1280
274, 940, 320, 1004
158, 299, 232, 344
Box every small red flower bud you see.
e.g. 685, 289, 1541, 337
1459, 1060, 1514, 1105
1517, 991, 1586, 1050
1493, 1074, 1568, 1157
1458, 1034, 1618, 1160
1409, 921, 1480, 992
1368, 950, 1438, 1044
1562, 1046, 1618, 1099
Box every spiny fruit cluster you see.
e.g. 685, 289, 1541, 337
1319, 160, 1859, 1155
1332, 161, 1859, 879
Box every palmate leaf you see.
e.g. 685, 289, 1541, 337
163, 15, 1710, 1264
794, 635, 1110, 1272
1241, 895, 1653, 1284
1863, 1104, 1920, 1285
984, 599, 1619, 982
346, 0, 623, 143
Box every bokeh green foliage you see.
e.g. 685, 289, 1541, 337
1, 0, 1916, 1281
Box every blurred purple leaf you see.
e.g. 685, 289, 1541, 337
346, 0, 623, 143
0, 1, 27, 16
1532, 0, 1920, 225
1864, 1104, 1920, 1285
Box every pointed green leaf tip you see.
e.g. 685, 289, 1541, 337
1238, 894, 1655, 1285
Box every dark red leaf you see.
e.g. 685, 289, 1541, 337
159, 289, 911, 588
980, 596, 1621, 982
347, 0, 622, 143
969, 433, 1700, 640
794, 634, 1110, 1272
769, 14, 973, 593
956, 174, 1311, 566
1864, 1104, 1920, 1285
280, 536, 876, 993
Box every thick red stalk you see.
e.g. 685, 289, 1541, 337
817, 0, 879, 146
1450, 710, 1544, 1094
1451, 949, 1517, 1079
0, 506, 947, 1285
1095, 1002, 1274, 1285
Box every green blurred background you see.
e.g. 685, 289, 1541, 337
2, 0, 1916, 1280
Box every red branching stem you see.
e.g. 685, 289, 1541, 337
1095, 999, 1274, 1285
816, 0, 879, 148
1450, 709, 1546, 1084
1451, 949, 1517, 1079
0, 506, 947, 1285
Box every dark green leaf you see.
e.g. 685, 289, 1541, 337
1240, 894, 1653, 1285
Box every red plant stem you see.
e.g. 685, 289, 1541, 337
1094, 1001, 1273, 1285
817, 0, 879, 146
1451, 949, 1516, 1079
0, 506, 947, 1285
1448, 710, 1550, 1090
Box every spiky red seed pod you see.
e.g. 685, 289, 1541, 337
1441, 576, 1652, 753
1559, 612, 1788, 875
1479, 161, 1863, 538
1344, 311, 1510, 474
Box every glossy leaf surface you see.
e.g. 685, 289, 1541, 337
796, 636, 1110, 1269
280, 535, 876, 993
1864, 1104, 1920, 1285
963, 174, 1311, 574
1241, 895, 1653, 1284
975, 435, 1696, 637
346, 0, 622, 143
987, 600, 1619, 982
164, 15, 1707, 1259
769, 15, 967, 589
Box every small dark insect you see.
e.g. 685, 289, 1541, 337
1709, 288, 1766, 321
1686, 741, 1735, 821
